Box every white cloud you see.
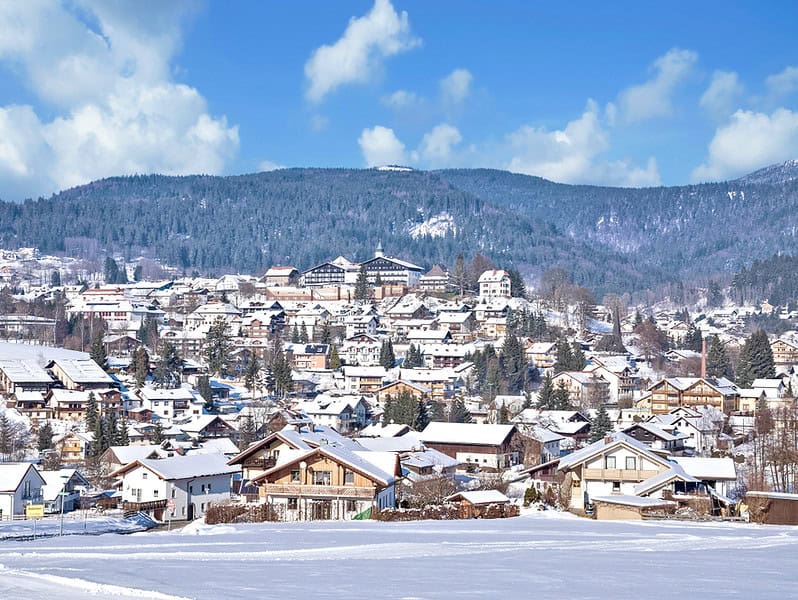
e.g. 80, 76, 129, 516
0, 1, 238, 200
766, 66, 798, 100
691, 108, 798, 182
381, 90, 421, 109
699, 70, 744, 118
504, 100, 661, 187
440, 68, 473, 106
415, 123, 462, 164
257, 160, 286, 172
304, 0, 420, 103
358, 125, 407, 166
616, 48, 698, 123
309, 114, 330, 132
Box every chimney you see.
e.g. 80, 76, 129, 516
701, 338, 707, 379
603, 435, 613, 444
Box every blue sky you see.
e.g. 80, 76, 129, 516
1, 0, 797, 200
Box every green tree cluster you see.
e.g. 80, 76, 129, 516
736, 330, 775, 387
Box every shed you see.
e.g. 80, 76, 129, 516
745, 491, 798, 525
591, 495, 676, 520
445, 489, 516, 518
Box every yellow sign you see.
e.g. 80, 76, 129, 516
26, 504, 44, 518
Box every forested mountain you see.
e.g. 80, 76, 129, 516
0, 162, 796, 296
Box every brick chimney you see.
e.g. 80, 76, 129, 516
701, 338, 707, 378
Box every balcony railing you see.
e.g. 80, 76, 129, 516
582, 468, 660, 482
260, 483, 375, 499
123, 499, 167, 511
243, 457, 277, 470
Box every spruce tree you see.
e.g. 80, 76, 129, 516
354, 265, 371, 302
90, 330, 107, 370
537, 372, 556, 409
244, 355, 261, 398
552, 380, 572, 410
299, 324, 309, 344
133, 346, 150, 387
414, 399, 430, 430
205, 317, 232, 376
570, 342, 586, 370
737, 330, 775, 387
117, 419, 129, 446
554, 340, 573, 374
589, 405, 613, 443
151, 420, 165, 445
197, 375, 214, 413
290, 323, 300, 343
448, 398, 472, 423
37, 422, 54, 452
319, 322, 332, 344
683, 324, 703, 353
155, 342, 182, 388
329, 344, 341, 370
452, 254, 467, 296
382, 394, 395, 425
428, 400, 445, 422
85, 392, 99, 432
498, 401, 509, 424
705, 335, 733, 379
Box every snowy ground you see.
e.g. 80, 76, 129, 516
0, 511, 796, 599
0, 514, 148, 541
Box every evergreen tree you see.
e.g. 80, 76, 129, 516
382, 394, 395, 425
155, 341, 182, 388
270, 340, 293, 398
705, 335, 733, 379
589, 405, 613, 443
404, 343, 422, 368
537, 372, 556, 409
428, 400, 445, 422
379, 339, 396, 369
238, 415, 257, 450
507, 267, 527, 299
85, 392, 99, 432
299, 323, 309, 344
50, 270, 61, 287
552, 380, 572, 410
448, 398, 472, 423
133, 265, 143, 282
138, 316, 160, 350
133, 346, 150, 387
354, 265, 371, 302
570, 342, 586, 371
37, 422, 54, 453
90, 416, 104, 458
737, 329, 775, 387
414, 399, 430, 430
0, 416, 13, 459
104, 257, 119, 284
205, 317, 232, 376
498, 401, 509, 424
151, 420, 165, 445
683, 324, 703, 353
554, 340, 574, 374
244, 355, 261, 398
90, 330, 107, 370
318, 322, 332, 344
197, 375, 214, 412
290, 323, 300, 343
501, 331, 526, 393
329, 344, 341, 370
116, 419, 129, 446
484, 359, 501, 402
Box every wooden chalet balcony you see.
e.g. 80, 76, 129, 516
260, 483, 374, 499
582, 468, 660, 482
243, 457, 277, 470
123, 499, 167, 511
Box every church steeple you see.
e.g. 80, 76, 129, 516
375, 240, 384, 258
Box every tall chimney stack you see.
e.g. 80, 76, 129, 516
701, 338, 707, 379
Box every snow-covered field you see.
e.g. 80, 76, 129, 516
0, 512, 796, 599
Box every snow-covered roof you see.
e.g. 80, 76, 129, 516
358, 423, 412, 438
559, 432, 669, 471
477, 269, 509, 283
49, 358, 113, 384
671, 457, 737, 481
634, 464, 700, 496
592, 495, 676, 508
116, 453, 239, 480
0, 360, 53, 384
0, 463, 43, 492
418, 422, 516, 447
446, 490, 509, 504
106, 444, 166, 464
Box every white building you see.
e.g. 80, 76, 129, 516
478, 270, 511, 299
0, 463, 45, 519
112, 453, 239, 521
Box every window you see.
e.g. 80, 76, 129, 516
171, 488, 176, 499
626, 457, 637, 471
153, 489, 159, 498
313, 471, 331, 486
290, 470, 300, 482
287, 497, 298, 510
189, 485, 193, 494
345, 500, 357, 512
207, 483, 212, 492
344, 470, 355, 485
612, 481, 621, 493
201, 484, 206, 493
605, 456, 616, 469
142, 472, 148, 479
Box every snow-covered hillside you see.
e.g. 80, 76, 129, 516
408, 212, 456, 239
0, 513, 795, 599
